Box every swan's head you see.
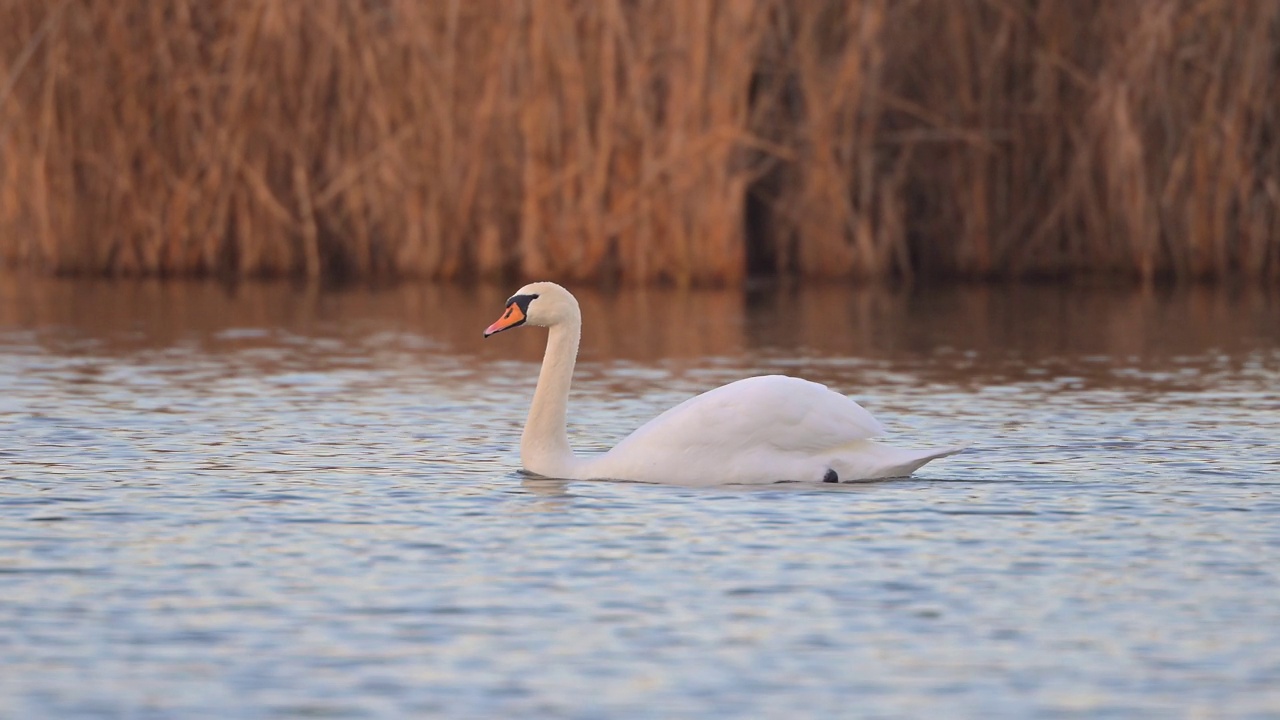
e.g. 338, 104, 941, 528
483, 281, 579, 337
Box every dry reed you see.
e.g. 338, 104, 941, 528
1, 0, 1277, 284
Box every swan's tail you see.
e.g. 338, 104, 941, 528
829, 440, 969, 482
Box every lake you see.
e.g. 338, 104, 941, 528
2, 276, 1278, 718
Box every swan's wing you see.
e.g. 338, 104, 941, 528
607, 375, 884, 457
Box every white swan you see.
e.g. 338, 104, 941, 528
484, 282, 965, 485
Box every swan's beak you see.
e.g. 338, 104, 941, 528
483, 303, 526, 337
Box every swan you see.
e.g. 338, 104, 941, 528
483, 282, 965, 485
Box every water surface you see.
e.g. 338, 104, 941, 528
2, 278, 1278, 718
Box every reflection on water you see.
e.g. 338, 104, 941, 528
3, 275, 1277, 354
1, 275, 1278, 718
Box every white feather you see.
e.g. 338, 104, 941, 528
486, 282, 967, 485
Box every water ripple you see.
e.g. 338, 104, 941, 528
1, 282, 1278, 718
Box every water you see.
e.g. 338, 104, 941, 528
2, 277, 1278, 718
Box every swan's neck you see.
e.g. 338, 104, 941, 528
521, 320, 580, 477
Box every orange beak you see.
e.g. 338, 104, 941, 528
484, 302, 526, 337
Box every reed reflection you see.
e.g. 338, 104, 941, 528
1, 274, 1276, 391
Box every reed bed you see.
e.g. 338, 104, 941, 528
1, 0, 1277, 283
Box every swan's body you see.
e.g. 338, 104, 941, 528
484, 282, 965, 485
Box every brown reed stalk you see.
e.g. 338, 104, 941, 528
765, 0, 899, 279
515, 0, 764, 285
0, 0, 1277, 283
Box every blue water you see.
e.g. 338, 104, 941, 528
2, 279, 1278, 718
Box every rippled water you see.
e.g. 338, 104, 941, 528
2, 278, 1278, 718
